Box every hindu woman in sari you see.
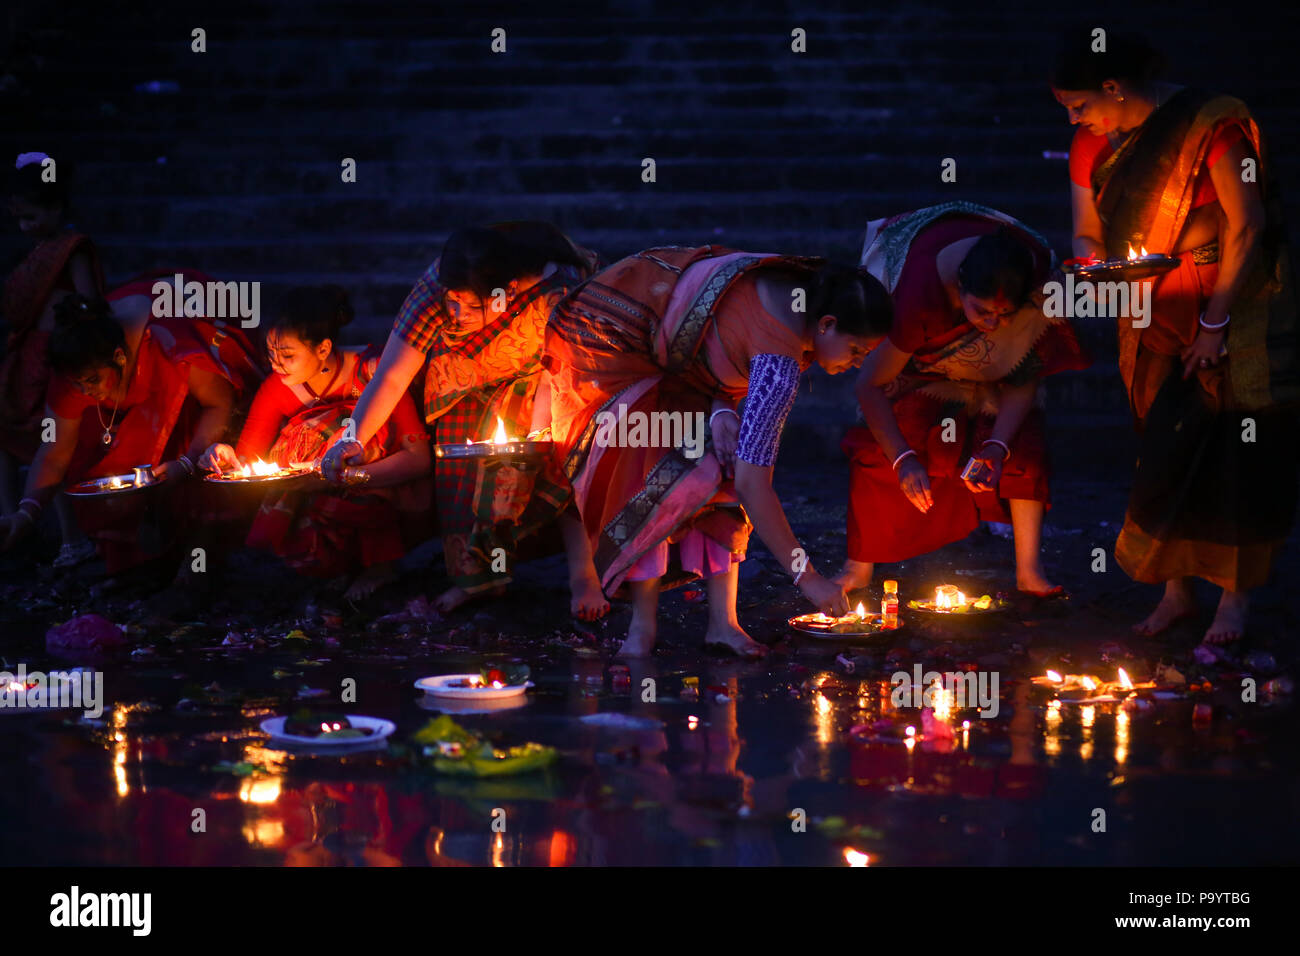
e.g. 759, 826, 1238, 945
0, 277, 263, 581
320, 222, 605, 616
1052, 29, 1299, 644
836, 202, 1089, 597
1, 152, 104, 566
200, 286, 432, 601
542, 246, 893, 658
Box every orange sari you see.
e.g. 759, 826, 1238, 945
1090, 89, 1300, 589
544, 246, 816, 597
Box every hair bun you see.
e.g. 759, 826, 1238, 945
322, 284, 355, 327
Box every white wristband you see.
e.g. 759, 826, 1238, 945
891, 448, 917, 471
1199, 312, 1230, 331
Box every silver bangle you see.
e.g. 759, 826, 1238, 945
794, 565, 812, 587
178, 455, 196, 476
709, 408, 740, 429
19, 497, 43, 515
891, 448, 917, 471
980, 438, 1011, 462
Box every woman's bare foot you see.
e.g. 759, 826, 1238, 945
570, 567, 610, 621
618, 619, 657, 657
617, 578, 660, 657
833, 559, 873, 594
344, 562, 397, 603
1133, 578, 1197, 637
704, 622, 768, 660
433, 581, 506, 615
1203, 589, 1248, 645
1015, 565, 1060, 595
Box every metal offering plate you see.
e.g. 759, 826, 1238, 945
1064, 254, 1180, 282
434, 439, 554, 461
906, 597, 1011, 619
788, 611, 903, 639
65, 465, 161, 498
204, 462, 318, 485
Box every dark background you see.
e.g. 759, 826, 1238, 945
4, 0, 1299, 447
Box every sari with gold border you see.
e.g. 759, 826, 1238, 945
1090, 88, 1299, 590
543, 246, 818, 598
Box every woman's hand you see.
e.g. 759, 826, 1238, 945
154, 460, 192, 484
200, 443, 240, 473
321, 439, 364, 484
897, 457, 933, 513
799, 570, 850, 617
711, 410, 740, 476
0, 512, 36, 551
962, 446, 1005, 494
1181, 327, 1227, 380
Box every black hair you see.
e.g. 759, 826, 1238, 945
957, 230, 1037, 308
48, 294, 125, 376
10, 156, 71, 215
806, 263, 893, 338
1051, 27, 1166, 92
267, 285, 354, 348
438, 221, 586, 301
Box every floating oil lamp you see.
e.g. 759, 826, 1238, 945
843, 848, 870, 867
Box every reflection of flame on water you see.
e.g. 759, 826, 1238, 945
931, 680, 952, 721
843, 848, 870, 867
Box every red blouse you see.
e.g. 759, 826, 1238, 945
1068, 120, 1250, 209
888, 215, 1052, 357
235, 349, 426, 460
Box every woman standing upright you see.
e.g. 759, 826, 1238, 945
1052, 29, 1299, 644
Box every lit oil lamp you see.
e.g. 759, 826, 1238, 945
908, 585, 997, 614
843, 848, 870, 867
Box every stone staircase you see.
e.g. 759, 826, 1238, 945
5, 0, 1299, 454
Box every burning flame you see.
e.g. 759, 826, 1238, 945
1127, 245, 1150, 260
1117, 668, 1134, 690
1080, 676, 1098, 692
853, 601, 865, 620
492, 417, 509, 444
934, 585, 966, 609
238, 459, 282, 478
843, 848, 870, 867
1046, 669, 1063, 683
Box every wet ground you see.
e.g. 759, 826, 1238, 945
2, 453, 1297, 867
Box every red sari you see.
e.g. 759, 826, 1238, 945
48, 272, 264, 573
240, 348, 433, 577
843, 204, 1089, 562
0, 231, 103, 460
